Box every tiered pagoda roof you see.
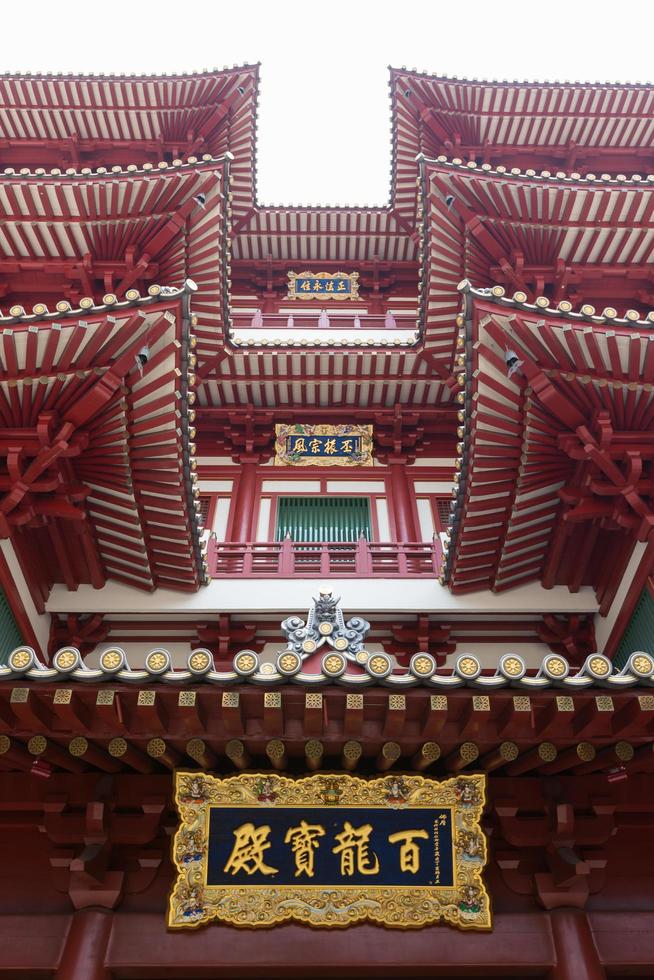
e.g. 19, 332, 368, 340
232, 205, 416, 263
0, 66, 259, 218
0, 282, 205, 607
444, 283, 654, 606
198, 338, 445, 410
391, 69, 654, 224
0, 613, 652, 778
0, 158, 230, 386
0, 64, 653, 618
418, 157, 654, 379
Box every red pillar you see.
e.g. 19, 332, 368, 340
388, 457, 418, 542
549, 908, 605, 980
229, 454, 260, 542
56, 909, 112, 980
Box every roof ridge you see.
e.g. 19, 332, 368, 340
255, 203, 393, 213
229, 332, 418, 351
1, 153, 231, 181
420, 152, 654, 187
3, 644, 652, 689
457, 280, 654, 328
0, 64, 261, 82
0, 281, 197, 325
389, 65, 654, 89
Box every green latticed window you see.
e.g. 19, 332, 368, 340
614, 586, 654, 670
0, 585, 22, 666
275, 497, 371, 543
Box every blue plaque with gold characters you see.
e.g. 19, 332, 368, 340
287, 270, 359, 301
274, 423, 373, 467
168, 771, 491, 930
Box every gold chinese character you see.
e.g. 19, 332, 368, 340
312, 280, 322, 292
325, 280, 334, 292
337, 280, 346, 291
332, 821, 379, 876
309, 438, 322, 454
284, 820, 325, 878
388, 829, 429, 874
291, 437, 307, 454
341, 438, 353, 454
324, 438, 337, 455
223, 823, 278, 876
300, 280, 311, 291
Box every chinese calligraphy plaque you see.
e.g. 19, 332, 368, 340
287, 270, 359, 301
168, 771, 491, 930
274, 424, 373, 467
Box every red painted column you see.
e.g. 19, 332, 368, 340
549, 908, 605, 980
229, 454, 260, 542
56, 909, 112, 980
387, 457, 418, 542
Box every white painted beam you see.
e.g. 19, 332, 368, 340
46, 578, 599, 616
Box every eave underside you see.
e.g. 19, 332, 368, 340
420, 159, 654, 379
0, 291, 204, 606
392, 69, 654, 224
0, 67, 259, 217
447, 292, 654, 604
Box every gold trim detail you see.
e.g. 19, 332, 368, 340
168, 771, 491, 931
589, 655, 610, 676
9, 649, 32, 670
287, 270, 360, 301
189, 651, 211, 672
274, 423, 373, 467
101, 650, 122, 671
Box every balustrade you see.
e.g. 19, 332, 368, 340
231, 312, 417, 332
206, 535, 443, 578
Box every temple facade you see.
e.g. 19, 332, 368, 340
0, 66, 653, 977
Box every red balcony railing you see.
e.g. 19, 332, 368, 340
230, 312, 417, 332
207, 535, 443, 578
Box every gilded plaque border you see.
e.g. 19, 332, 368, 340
287, 270, 360, 301
274, 423, 373, 467
168, 771, 491, 931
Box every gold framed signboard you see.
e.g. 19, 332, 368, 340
168, 771, 491, 931
287, 270, 360, 301
274, 423, 373, 467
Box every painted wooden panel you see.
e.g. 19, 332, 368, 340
0, 585, 22, 666
275, 497, 371, 542
614, 585, 654, 669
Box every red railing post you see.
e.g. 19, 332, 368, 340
397, 542, 408, 576
242, 543, 253, 576
320, 542, 331, 576
279, 533, 295, 575
206, 532, 218, 577
432, 533, 444, 576
355, 534, 373, 575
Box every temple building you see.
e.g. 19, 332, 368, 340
0, 65, 653, 977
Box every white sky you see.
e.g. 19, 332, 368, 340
3, 0, 654, 205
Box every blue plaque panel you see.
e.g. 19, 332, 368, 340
206, 805, 453, 887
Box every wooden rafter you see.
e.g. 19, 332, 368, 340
391, 68, 654, 226
0, 286, 204, 602
447, 286, 654, 603
0, 67, 259, 217
419, 158, 654, 381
